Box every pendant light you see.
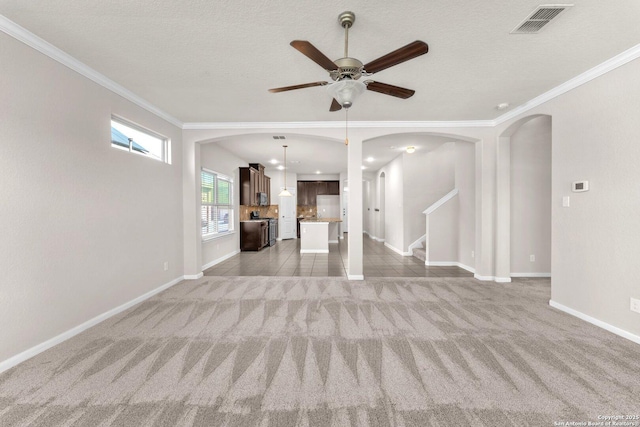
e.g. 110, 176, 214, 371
278, 145, 293, 197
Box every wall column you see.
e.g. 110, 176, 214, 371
495, 136, 512, 282
347, 137, 363, 280
182, 139, 202, 279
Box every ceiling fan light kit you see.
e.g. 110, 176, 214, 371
268, 11, 429, 111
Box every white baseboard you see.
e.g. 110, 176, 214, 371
384, 242, 411, 256
0, 275, 185, 375
424, 261, 475, 274
348, 274, 364, 280
407, 235, 426, 256
495, 277, 512, 283
328, 240, 339, 244
474, 274, 495, 281
549, 300, 640, 346
184, 272, 204, 280
300, 249, 329, 254
511, 273, 551, 278
202, 249, 240, 271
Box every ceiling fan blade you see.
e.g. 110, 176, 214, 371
290, 40, 338, 71
268, 81, 328, 93
366, 81, 415, 99
363, 41, 429, 74
330, 98, 342, 112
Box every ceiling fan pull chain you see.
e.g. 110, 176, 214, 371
345, 109, 349, 145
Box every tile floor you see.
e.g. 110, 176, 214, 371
203, 234, 474, 278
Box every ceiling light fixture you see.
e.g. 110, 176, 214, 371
366, 157, 374, 162
406, 146, 416, 154
278, 145, 292, 197
496, 102, 510, 110
326, 79, 366, 110
269, 159, 278, 164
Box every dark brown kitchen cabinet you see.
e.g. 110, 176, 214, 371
239, 167, 259, 206
240, 164, 271, 206
297, 180, 340, 205
240, 221, 268, 251
326, 181, 340, 195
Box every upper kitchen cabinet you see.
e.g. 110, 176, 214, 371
240, 164, 271, 206
296, 180, 339, 205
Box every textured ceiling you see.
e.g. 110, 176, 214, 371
2, 0, 640, 124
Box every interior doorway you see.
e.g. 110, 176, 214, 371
379, 172, 385, 242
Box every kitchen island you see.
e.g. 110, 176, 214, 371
299, 218, 342, 254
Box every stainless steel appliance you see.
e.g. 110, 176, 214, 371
249, 211, 277, 246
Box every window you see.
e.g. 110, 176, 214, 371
201, 169, 234, 239
111, 117, 170, 163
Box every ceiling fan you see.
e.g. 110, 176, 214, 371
268, 11, 429, 111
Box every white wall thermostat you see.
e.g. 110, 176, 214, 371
572, 181, 589, 192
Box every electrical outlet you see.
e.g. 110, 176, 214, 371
530, 255, 535, 262
163, 261, 169, 271
631, 297, 640, 314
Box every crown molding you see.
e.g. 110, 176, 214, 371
182, 120, 495, 130
0, 15, 183, 128
495, 43, 640, 126
4, 14, 639, 132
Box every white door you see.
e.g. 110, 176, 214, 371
279, 187, 296, 239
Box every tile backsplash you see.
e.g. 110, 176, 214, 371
296, 205, 317, 218
239, 205, 279, 220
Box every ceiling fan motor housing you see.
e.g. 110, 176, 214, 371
330, 57, 364, 81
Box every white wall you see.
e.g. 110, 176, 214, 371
0, 33, 184, 364
428, 197, 459, 262
455, 142, 476, 269
378, 155, 404, 252
403, 142, 455, 249
510, 116, 552, 274
199, 143, 247, 268
547, 58, 640, 337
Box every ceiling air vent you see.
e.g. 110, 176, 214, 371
511, 4, 573, 34
272, 136, 286, 139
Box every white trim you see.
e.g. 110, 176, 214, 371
3, 13, 638, 133
183, 120, 495, 130
424, 261, 475, 273
474, 274, 495, 281
300, 249, 329, 254
511, 272, 551, 278
348, 274, 365, 280
201, 250, 240, 271
0, 16, 182, 128
423, 189, 459, 215
549, 300, 640, 346
328, 240, 339, 244
407, 235, 426, 256
184, 273, 204, 280
384, 242, 411, 256
0, 275, 185, 374
495, 277, 512, 283
495, 43, 640, 126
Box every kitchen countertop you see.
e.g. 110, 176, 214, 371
299, 218, 342, 223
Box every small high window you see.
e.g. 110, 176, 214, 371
201, 169, 234, 239
111, 117, 169, 163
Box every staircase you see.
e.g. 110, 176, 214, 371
408, 235, 427, 263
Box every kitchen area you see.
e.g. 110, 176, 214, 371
239, 162, 342, 253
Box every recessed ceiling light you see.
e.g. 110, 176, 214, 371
496, 102, 510, 110
361, 165, 367, 170
366, 157, 374, 162
316, 171, 321, 174
277, 165, 284, 170
269, 159, 278, 164
406, 146, 416, 154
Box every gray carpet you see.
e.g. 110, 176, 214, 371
0, 277, 639, 426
